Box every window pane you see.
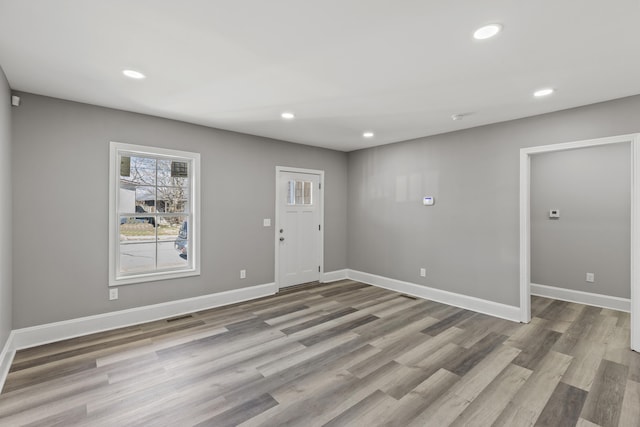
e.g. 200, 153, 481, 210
119, 218, 156, 242
158, 241, 189, 270
119, 242, 156, 273
157, 159, 189, 186
156, 188, 189, 213
133, 187, 156, 213
157, 216, 188, 241
122, 156, 156, 185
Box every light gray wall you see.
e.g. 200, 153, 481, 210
348, 95, 640, 306
531, 144, 630, 298
11, 93, 348, 328
0, 68, 11, 347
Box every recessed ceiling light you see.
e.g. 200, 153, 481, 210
122, 69, 146, 79
363, 132, 374, 138
533, 88, 555, 97
473, 24, 502, 40
281, 112, 295, 120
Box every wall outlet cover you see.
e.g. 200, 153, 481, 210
109, 288, 118, 300
240, 269, 246, 279
420, 268, 426, 277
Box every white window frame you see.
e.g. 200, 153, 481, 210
109, 141, 201, 286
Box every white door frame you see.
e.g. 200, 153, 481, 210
519, 133, 640, 352
275, 166, 325, 291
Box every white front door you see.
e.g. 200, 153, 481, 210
277, 170, 322, 288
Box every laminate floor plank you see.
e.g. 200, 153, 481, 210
322, 389, 396, 427
450, 363, 532, 427
512, 328, 561, 370
618, 380, 640, 427
492, 350, 574, 426
534, 382, 588, 427
394, 327, 465, 366
378, 368, 461, 427
1, 279, 636, 427
562, 339, 607, 391
553, 306, 602, 355
581, 360, 629, 427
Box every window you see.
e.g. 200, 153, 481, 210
109, 142, 200, 286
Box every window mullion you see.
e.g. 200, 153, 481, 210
155, 159, 159, 271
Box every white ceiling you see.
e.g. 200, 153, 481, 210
1, 1, 639, 152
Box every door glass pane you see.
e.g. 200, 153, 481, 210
304, 181, 312, 205
287, 180, 294, 205
295, 181, 302, 204
287, 180, 313, 205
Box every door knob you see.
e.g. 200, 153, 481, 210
279, 237, 285, 242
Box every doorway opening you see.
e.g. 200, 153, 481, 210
519, 133, 640, 352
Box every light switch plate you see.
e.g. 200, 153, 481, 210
263, 218, 271, 227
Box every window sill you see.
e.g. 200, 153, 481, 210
109, 268, 200, 287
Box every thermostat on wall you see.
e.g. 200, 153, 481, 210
423, 196, 435, 206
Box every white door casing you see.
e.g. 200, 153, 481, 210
519, 133, 640, 352
275, 167, 324, 289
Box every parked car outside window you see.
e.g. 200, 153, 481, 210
175, 220, 188, 260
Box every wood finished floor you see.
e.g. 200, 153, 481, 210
1, 280, 639, 427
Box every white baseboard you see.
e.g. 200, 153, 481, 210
531, 283, 631, 312
0, 331, 15, 393
321, 269, 348, 283
10, 282, 277, 352
347, 270, 521, 322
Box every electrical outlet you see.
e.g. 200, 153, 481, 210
420, 268, 426, 277
263, 218, 271, 227
109, 288, 118, 300
240, 269, 246, 279
586, 273, 595, 283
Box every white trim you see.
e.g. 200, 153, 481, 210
347, 270, 521, 322
275, 166, 325, 291
10, 283, 276, 351
522, 133, 640, 154
531, 283, 631, 312
632, 135, 640, 351
109, 141, 201, 287
0, 332, 15, 393
519, 133, 640, 352
519, 147, 532, 323
321, 269, 348, 283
